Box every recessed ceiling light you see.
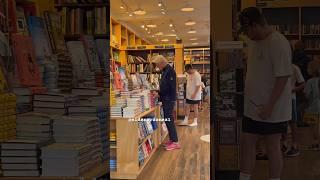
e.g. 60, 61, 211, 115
148, 31, 151, 34
188, 29, 196, 34
155, 32, 163, 36
169, 24, 173, 27
161, 39, 169, 42
146, 24, 157, 28
192, 42, 199, 45
181, 7, 194, 12
152, 35, 155, 37
166, 34, 177, 37
172, 29, 175, 32
161, 11, 166, 14
145, 28, 148, 31
120, 5, 125, 9
134, 8, 146, 15
128, 13, 133, 17
190, 38, 198, 41
185, 19, 196, 26
158, 1, 163, 7
141, 25, 145, 28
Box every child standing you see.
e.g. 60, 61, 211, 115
304, 59, 320, 150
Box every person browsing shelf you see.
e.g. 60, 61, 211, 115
179, 64, 202, 127
152, 55, 180, 151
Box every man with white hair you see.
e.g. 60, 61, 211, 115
152, 55, 180, 151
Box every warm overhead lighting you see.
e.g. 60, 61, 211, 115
148, 31, 151, 34
120, 4, 125, 9
158, 1, 163, 6
161, 39, 169, 42
166, 34, 177, 37
145, 28, 148, 31
185, 19, 196, 26
128, 13, 133, 17
181, 7, 194, 12
152, 35, 155, 37
190, 38, 198, 41
172, 29, 175, 32
161, 7, 165, 11
134, 8, 146, 15
161, 11, 166, 14
169, 24, 173, 27
146, 24, 157, 28
188, 29, 196, 33
141, 25, 145, 28
192, 42, 199, 45
155, 32, 163, 36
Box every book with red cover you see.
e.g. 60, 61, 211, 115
11, 34, 42, 87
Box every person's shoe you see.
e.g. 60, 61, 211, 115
162, 140, 172, 147
188, 122, 198, 127
165, 142, 181, 151
178, 121, 189, 126
286, 147, 300, 157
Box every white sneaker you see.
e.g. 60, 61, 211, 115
178, 121, 189, 126
188, 122, 198, 127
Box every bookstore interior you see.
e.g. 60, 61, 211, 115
0, 0, 320, 179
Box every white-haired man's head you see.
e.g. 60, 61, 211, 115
152, 55, 168, 70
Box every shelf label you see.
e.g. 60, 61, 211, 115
137, 46, 147, 49
154, 45, 164, 49
215, 41, 243, 50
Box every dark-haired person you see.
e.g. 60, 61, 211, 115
239, 7, 292, 180
152, 55, 180, 151
179, 64, 202, 127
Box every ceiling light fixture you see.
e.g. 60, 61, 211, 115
155, 32, 163, 36
133, 8, 146, 15
161, 39, 169, 42
166, 34, 177, 37
128, 13, 133, 17
152, 35, 155, 37
158, 1, 163, 7
181, 7, 194, 12
188, 29, 196, 34
190, 38, 198, 41
120, 4, 125, 9
141, 25, 145, 28
146, 24, 157, 28
148, 31, 151, 34
185, 19, 196, 26
169, 23, 173, 27
172, 29, 175, 32
145, 28, 148, 31
192, 42, 199, 45
161, 11, 166, 14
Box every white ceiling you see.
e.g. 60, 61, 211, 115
110, 0, 210, 47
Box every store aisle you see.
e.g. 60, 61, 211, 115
138, 104, 210, 180
253, 127, 320, 180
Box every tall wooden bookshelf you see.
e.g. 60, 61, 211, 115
260, 3, 320, 58
184, 47, 211, 81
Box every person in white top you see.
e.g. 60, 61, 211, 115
239, 7, 292, 180
179, 64, 202, 127
282, 64, 305, 157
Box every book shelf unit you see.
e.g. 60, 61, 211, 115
261, 3, 320, 57
184, 47, 211, 80
110, 106, 167, 179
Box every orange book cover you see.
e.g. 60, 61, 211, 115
11, 34, 43, 87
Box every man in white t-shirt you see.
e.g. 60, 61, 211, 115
239, 7, 292, 180
179, 64, 202, 127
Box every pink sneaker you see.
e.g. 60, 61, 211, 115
165, 142, 181, 151
162, 140, 172, 147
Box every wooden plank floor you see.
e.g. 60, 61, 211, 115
137, 104, 211, 180
253, 126, 320, 180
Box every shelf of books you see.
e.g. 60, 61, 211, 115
214, 48, 244, 175
0, 0, 110, 179
261, 5, 320, 56
184, 47, 211, 80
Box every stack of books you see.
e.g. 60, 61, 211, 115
43, 63, 58, 91
123, 98, 142, 118
13, 87, 33, 114
16, 112, 53, 141
0, 139, 50, 177
52, 116, 102, 165
110, 159, 116, 171
33, 93, 78, 115
130, 94, 145, 112
41, 143, 93, 176
110, 106, 123, 118
0, 93, 17, 142
56, 52, 73, 92
110, 132, 116, 148
68, 104, 108, 161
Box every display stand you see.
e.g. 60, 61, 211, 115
110, 106, 167, 179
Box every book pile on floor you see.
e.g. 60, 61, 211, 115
41, 143, 93, 176
0, 93, 17, 142
56, 52, 73, 92
16, 113, 53, 141
52, 116, 102, 166
0, 139, 51, 177
33, 93, 78, 115
68, 104, 108, 162
13, 87, 33, 114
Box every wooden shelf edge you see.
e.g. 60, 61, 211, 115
110, 106, 158, 121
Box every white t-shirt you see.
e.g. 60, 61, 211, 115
186, 71, 202, 100
291, 64, 305, 100
244, 31, 292, 123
